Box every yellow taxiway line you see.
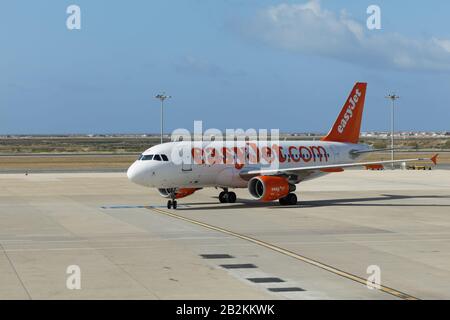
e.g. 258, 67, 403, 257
147, 206, 418, 300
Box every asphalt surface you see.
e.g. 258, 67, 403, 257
1, 170, 449, 299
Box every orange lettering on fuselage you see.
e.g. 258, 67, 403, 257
190, 145, 329, 167
192, 147, 204, 165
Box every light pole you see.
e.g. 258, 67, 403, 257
155, 93, 171, 144
385, 93, 399, 169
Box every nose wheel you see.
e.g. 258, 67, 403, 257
219, 190, 237, 203
279, 193, 297, 206
167, 200, 177, 209
167, 189, 178, 209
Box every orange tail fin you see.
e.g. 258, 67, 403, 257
431, 153, 439, 165
321, 82, 367, 144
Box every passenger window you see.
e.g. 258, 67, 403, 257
161, 154, 168, 161
154, 154, 162, 161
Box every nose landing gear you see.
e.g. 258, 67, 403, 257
218, 188, 237, 203
167, 199, 177, 209
167, 189, 177, 209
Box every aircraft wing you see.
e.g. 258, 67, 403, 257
244, 154, 438, 176
350, 147, 408, 155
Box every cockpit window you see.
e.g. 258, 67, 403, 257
139, 154, 168, 161
140, 154, 153, 161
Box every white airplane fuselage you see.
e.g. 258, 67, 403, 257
127, 140, 370, 189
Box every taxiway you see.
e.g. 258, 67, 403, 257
1, 170, 449, 299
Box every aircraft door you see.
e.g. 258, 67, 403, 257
178, 145, 192, 172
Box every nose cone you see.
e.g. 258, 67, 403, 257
127, 161, 147, 186
127, 162, 137, 182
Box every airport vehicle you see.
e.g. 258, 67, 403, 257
407, 165, 433, 170
127, 83, 438, 209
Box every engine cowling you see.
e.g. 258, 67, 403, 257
248, 176, 293, 201
157, 188, 172, 198
175, 188, 198, 199
157, 188, 199, 199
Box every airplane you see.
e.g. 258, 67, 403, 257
127, 82, 438, 209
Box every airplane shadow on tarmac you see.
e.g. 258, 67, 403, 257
178, 194, 450, 211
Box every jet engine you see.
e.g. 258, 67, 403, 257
248, 176, 294, 201
157, 188, 172, 198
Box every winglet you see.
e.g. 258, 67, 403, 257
431, 154, 439, 165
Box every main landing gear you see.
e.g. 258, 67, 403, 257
167, 189, 177, 209
219, 189, 237, 203
279, 193, 297, 206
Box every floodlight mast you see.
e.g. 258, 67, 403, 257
155, 93, 171, 144
385, 93, 399, 169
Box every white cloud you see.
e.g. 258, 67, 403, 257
243, 0, 450, 72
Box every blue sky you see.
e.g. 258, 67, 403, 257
1, 0, 450, 134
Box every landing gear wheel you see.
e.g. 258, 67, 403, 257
286, 193, 297, 205
279, 193, 297, 206
218, 190, 236, 203
166, 189, 178, 209
219, 191, 227, 203
227, 192, 236, 203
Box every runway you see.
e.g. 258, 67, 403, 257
1, 170, 450, 299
